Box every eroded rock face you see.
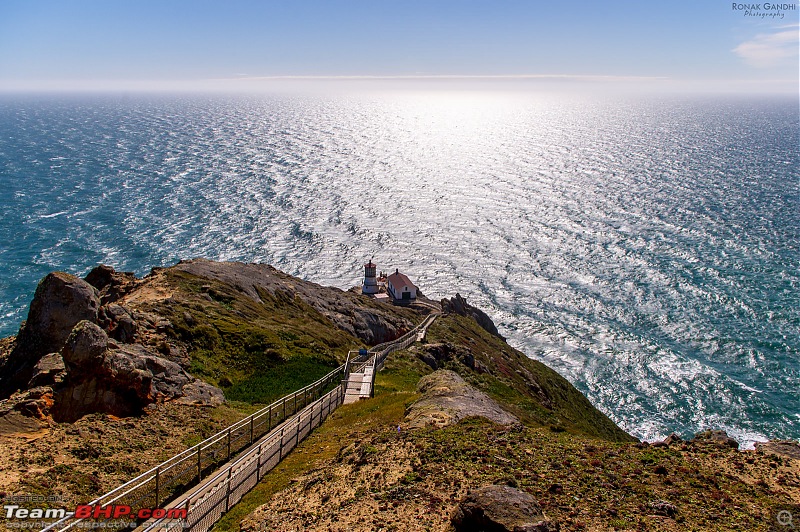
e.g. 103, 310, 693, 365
61, 321, 108, 369
7, 386, 55, 420
1, 264, 226, 422
754, 440, 800, 460
690, 429, 739, 450
441, 293, 504, 340
52, 321, 224, 421
174, 259, 412, 345
27, 353, 66, 388
0, 272, 100, 397
350, 308, 403, 345
452, 485, 558, 532
84, 264, 140, 304
98, 304, 138, 343
22, 272, 100, 353
413, 342, 485, 373
177, 380, 226, 406
652, 433, 683, 448
0, 385, 53, 438
405, 370, 518, 429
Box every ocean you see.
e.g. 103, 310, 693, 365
0, 91, 797, 447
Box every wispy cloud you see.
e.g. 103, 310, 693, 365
733, 25, 799, 68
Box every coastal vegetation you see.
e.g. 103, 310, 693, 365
0, 260, 796, 531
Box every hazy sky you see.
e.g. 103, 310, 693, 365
0, 0, 797, 92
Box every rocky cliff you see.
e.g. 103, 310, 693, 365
0, 269, 224, 423
0, 259, 425, 424
1, 260, 795, 532
235, 329, 799, 532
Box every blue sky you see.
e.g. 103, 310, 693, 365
0, 0, 797, 92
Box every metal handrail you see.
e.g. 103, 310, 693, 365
142, 383, 346, 532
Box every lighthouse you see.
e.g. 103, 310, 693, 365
361, 260, 379, 295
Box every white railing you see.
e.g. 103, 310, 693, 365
142, 384, 344, 532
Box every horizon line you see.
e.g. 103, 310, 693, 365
0, 73, 797, 94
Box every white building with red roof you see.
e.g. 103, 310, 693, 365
387, 268, 417, 301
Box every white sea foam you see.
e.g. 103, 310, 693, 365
38, 211, 68, 219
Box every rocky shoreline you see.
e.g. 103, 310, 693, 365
0, 260, 797, 531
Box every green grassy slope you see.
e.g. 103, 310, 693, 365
143, 269, 358, 404
425, 314, 635, 442
221, 347, 788, 532
141, 267, 632, 440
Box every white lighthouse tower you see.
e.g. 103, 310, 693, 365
361, 260, 379, 295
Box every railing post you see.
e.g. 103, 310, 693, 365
256, 443, 263, 482
371, 357, 377, 398
197, 447, 202, 481
225, 468, 232, 513
155, 466, 160, 507
283, 397, 286, 421
185, 497, 191, 528
267, 404, 273, 432
227, 427, 232, 460
279, 427, 284, 460
250, 416, 254, 445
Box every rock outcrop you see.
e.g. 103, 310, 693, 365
412, 342, 488, 373
0, 272, 100, 397
441, 293, 504, 339
97, 303, 138, 343
452, 485, 558, 532
27, 353, 66, 388
690, 429, 739, 450
754, 440, 800, 460
52, 321, 223, 422
0, 266, 225, 423
405, 370, 518, 429
84, 264, 141, 304
651, 432, 683, 448
175, 259, 412, 345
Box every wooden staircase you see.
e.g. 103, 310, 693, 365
343, 361, 374, 404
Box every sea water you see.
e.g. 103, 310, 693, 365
0, 91, 797, 447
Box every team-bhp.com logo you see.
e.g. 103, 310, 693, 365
72, 505, 187, 520
5, 504, 187, 525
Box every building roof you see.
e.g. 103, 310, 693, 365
365, 261, 376, 268
387, 271, 415, 289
